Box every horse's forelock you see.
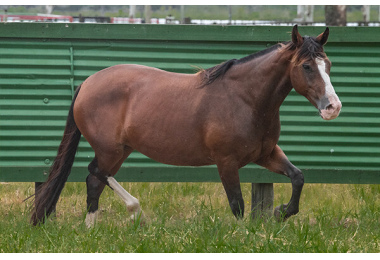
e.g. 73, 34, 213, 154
291, 37, 326, 65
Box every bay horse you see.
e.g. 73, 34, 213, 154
31, 25, 341, 226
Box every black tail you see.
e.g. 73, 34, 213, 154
31, 85, 82, 225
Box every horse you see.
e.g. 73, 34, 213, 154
31, 25, 342, 226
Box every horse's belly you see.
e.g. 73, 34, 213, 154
124, 122, 213, 166
135, 143, 214, 167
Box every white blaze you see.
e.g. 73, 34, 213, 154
315, 58, 342, 120
316, 58, 336, 97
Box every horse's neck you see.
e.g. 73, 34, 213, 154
229, 50, 294, 114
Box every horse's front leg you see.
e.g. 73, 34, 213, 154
216, 158, 244, 218
256, 145, 304, 221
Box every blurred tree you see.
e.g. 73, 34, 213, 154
295, 5, 314, 24
325, 5, 347, 26
45, 5, 53, 14
362, 5, 370, 23
129, 5, 136, 18
144, 5, 151, 24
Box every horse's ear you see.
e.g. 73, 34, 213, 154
316, 27, 329, 46
291, 24, 303, 47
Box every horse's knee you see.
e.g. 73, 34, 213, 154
290, 167, 304, 188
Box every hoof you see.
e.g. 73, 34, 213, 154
130, 210, 146, 226
274, 204, 289, 222
85, 211, 99, 228
274, 203, 299, 222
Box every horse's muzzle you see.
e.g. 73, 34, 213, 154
319, 98, 342, 120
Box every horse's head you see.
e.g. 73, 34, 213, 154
289, 25, 342, 120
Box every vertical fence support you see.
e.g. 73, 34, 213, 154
251, 183, 274, 219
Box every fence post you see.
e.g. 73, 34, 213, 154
251, 183, 274, 219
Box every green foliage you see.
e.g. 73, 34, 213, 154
2, 5, 379, 22
0, 182, 379, 252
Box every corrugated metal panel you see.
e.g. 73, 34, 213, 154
0, 24, 379, 183
0, 39, 73, 172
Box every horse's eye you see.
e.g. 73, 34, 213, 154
302, 64, 311, 71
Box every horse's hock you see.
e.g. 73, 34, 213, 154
0, 23, 379, 221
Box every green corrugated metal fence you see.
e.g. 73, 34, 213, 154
0, 23, 379, 183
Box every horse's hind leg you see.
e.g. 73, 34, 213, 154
85, 158, 106, 227
85, 150, 145, 227
106, 176, 145, 224
256, 145, 304, 221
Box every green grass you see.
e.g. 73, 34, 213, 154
0, 181, 379, 252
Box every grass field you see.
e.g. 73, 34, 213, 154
0, 181, 379, 253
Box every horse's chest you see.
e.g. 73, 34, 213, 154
243, 118, 281, 160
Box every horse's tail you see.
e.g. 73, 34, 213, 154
31, 84, 83, 225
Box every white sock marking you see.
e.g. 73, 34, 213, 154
85, 211, 99, 228
107, 177, 144, 221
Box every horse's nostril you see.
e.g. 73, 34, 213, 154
325, 104, 334, 110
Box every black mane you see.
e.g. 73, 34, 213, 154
201, 43, 283, 86
201, 36, 326, 86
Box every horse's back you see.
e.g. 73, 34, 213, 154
79, 64, 200, 99
73, 64, 214, 166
